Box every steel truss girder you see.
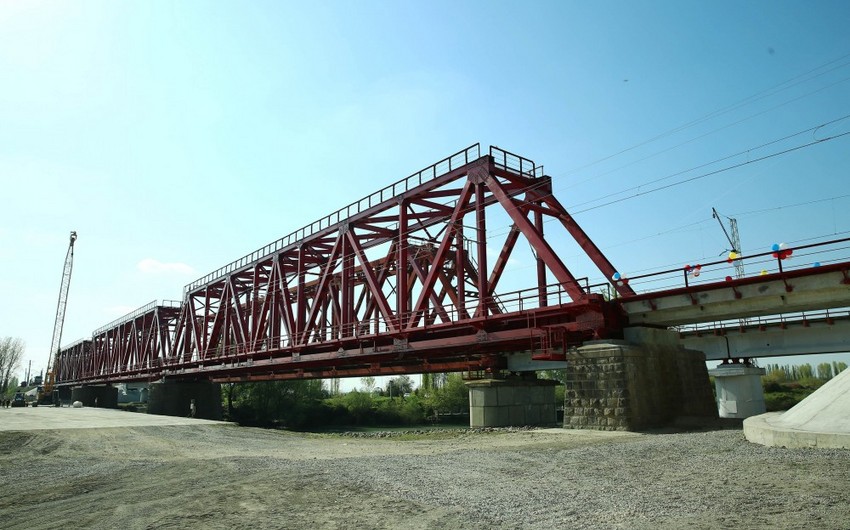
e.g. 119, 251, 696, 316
58, 146, 630, 385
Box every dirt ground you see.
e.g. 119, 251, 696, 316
1, 417, 848, 529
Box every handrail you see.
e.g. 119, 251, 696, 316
185, 143, 482, 292
92, 299, 182, 336
676, 308, 850, 334
619, 236, 850, 296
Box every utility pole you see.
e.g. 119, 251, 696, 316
712, 208, 744, 279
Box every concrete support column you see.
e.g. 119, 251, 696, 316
147, 380, 222, 420
71, 385, 119, 408
563, 328, 717, 431
56, 386, 73, 405
467, 377, 558, 428
708, 363, 766, 419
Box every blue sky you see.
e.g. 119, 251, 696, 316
2, 1, 849, 387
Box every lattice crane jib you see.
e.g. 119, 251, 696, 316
47, 231, 77, 384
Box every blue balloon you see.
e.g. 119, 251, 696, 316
612, 272, 621, 281
771, 243, 780, 252
813, 262, 822, 267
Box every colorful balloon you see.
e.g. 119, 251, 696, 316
612, 272, 621, 281
728, 251, 738, 260
725, 276, 733, 282
760, 269, 768, 276
771, 243, 780, 252
813, 262, 822, 267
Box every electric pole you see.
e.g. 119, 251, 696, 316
712, 208, 744, 279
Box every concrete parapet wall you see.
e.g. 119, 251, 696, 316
148, 381, 222, 420
468, 378, 558, 428
563, 332, 716, 431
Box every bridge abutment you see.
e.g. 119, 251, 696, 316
147, 380, 222, 420
71, 385, 118, 408
563, 328, 716, 431
467, 376, 558, 428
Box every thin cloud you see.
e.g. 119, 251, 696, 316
137, 258, 195, 275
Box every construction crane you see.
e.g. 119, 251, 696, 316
712, 208, 744, 280
39, 231, 77, 405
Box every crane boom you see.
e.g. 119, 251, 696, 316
46, 231, 77, 379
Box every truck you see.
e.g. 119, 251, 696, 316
11, 392, 27, 407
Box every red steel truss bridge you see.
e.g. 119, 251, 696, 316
54, 145, 850, 386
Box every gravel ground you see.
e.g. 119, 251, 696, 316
0, 424, 847, 529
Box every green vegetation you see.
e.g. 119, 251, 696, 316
1, 337, 25, 398
224, 373, 471, 430
761, 361, 847, 411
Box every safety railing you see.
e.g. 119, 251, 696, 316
618, 236, 850, 296
185, 143, 482, 292
675, 308, 850, 335
93, 299, 182, 336
490, 146, 543, 178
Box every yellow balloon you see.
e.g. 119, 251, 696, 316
760, 269, 768, 276
728, 251, 738, 260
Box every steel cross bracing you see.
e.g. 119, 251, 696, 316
57, 145, 633, 385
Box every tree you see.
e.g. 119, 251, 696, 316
423, 373, 469, 417
817, 363, 833, 381
797, 364, 814, 380
4, 376, 18, 397
360, 376, 376, 393
386, 375, 414, 397
228, 379, 327, 428
0, 337, 25, 395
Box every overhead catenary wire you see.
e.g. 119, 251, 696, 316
557, 50, 850, 180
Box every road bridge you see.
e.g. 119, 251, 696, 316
679, 310, 850, 361
52, 145, 850, 428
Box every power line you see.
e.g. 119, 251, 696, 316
567, 118, 850, 215
558, 51, 850, 178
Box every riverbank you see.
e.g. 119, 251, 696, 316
1, 413, 847, 529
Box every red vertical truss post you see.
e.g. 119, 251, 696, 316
341, 228, 355, 338
475, 181, 489, 318
251, 264, 262, 352
455, 221, 467, 320
398, 199, 409, 329
535, 207, 548, 306
296, 244, 307, 339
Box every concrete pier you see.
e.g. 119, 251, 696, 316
708, 363, 766, 419
71, 385, 119, 408
562, 328, 717, 431
147, 380, 223, 420
467, 377, 558, 427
